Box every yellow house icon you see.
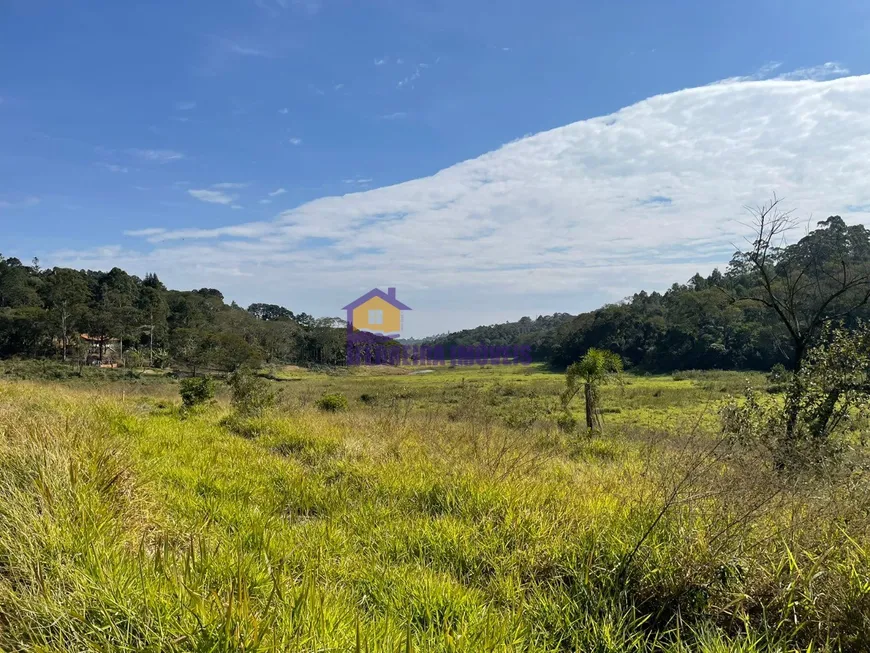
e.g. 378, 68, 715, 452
342, 287, 411, 336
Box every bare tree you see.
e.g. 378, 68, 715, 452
729, 195, 870, 447
733, 196, 870, 372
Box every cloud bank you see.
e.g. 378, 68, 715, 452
55, 74, 870, 335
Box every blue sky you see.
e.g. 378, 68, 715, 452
2, 0, 870, 335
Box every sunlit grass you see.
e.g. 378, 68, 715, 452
0, 369, 866, 651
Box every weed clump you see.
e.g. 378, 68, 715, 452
227, 369, 275, 417
556, 411, 577, 433
220, 413, 273, 439
179, 376, 215, 409
316, 393, 348, 412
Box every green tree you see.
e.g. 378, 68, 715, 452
792, 323, 870, 443
43, 268, 89, 361
0, 307, 51, 357
102, 268, 141, 364
143, 272, 166, 291
257, 319, 301, 364
732, 201, 870, 374
169, 328, 213, 376
138, 285, 168, 366
730, 197, 870, 446
0, 255, 42, 308
247, 303, 295, 321
306, 317, 347, 364
212, 332, 263, 372
723, 323, 870, 466
561, 348, 623, 431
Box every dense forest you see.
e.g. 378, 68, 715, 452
2, 213, 868, 373
0, 263, 347, 371
419, 214, 870, 372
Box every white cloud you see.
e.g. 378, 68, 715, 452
97, 162, 129, 173
278, 107, 289, 114
288, 137, 302, 145
334, 83, 344, 91
124, 227, 166, 237
0, 196, 40, 210
269, 188, 287, 196
188, 189, 237, 205
48, 72, 870, 335
225, 40, 270, 57
253, 0, 321, 18
776, 62, 850, 81
175, 101, 197, 111
129, 149, 184, 163
212, 182, 250, 189
374, 57, 388, 66
293, 0, 321, 14
379, 112, 408, 120
259, 199, 272, 204
397, 64, 426, 88
713, 61, 849, 85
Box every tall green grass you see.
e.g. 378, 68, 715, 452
0, 378, 868, 651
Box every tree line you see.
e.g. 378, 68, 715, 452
423, 212, 870, 372
0, 261, 347, 371
3, 206, 869, 374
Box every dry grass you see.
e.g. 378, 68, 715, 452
0, 371, 868, 651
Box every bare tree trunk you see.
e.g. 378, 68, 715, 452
782, 340, 806, 449
60, 305, 70, 362
584, 383, 595, 430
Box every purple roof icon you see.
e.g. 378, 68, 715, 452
341, 287, 412, 311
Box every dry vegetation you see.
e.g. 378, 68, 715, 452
0, 365, 869, 651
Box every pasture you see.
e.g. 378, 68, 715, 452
0, 364, 867, 652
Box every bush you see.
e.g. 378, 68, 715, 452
227, 369, 275, 417
768, 362, 789, 384
179, 377, 215, 409
315, 393, 348, 412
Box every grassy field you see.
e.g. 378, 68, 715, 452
1, 364, 869, 651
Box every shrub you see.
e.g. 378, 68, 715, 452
227, 369, 275, 417
359, 393, 378, 404
179, 376, 215, 409
767, 362, 789, 384
316, 393, 348, 412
